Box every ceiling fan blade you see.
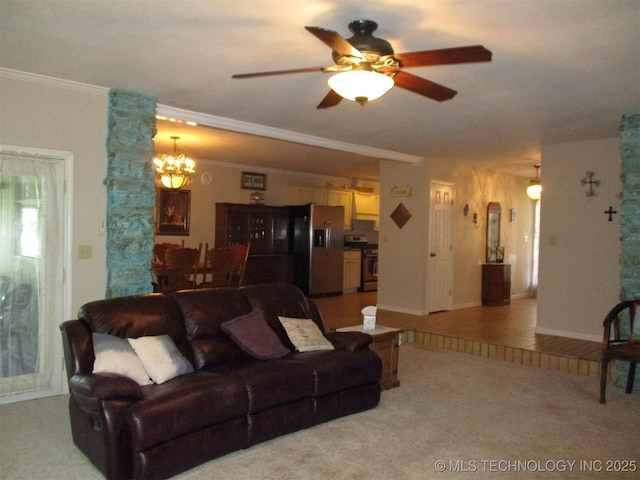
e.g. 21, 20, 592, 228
316, 90, 343, 109
394, 45, 492, 68
232, 66, 326, 79
305, 26, 364, 59
393, 71, 457, 102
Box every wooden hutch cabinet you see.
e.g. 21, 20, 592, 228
482, 264, 511, 306
215, 203, 293, 285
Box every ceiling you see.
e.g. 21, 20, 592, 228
2, 1, 639, 180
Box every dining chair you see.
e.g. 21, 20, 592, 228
229, 244, 250, 287
202, 247, 236, 288
161, 247, 201, 293
0, 276, 16, 376
153, 241, 184, 263
599, 300, 640, 403
6, 283, 33, 373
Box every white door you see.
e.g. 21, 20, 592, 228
0, 147, 70, 403
428, 181, 453, 312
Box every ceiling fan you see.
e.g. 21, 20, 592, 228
232, 19, 492, 109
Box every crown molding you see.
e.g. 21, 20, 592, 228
1, 67, 108, 96
156, 104, 423, 164
1, 68, 422, 164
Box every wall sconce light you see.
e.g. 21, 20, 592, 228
526, 165, 542, 200
463, 204, 470, 219
153, 136, 195, 189
473, 212, 479, 228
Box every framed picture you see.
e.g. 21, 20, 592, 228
156, 189, 190, 236
241, 171, 266, 191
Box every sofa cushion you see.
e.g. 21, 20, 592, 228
241, 284, 326, 349
170, 288, 254, 369
289, 349, 383, 397
222, 309, 290, 360
128, 335, 194, 384
127, 371, 248, 451
78, 294, 194, 365
92, 332, 152, 385
278, 316, 334, 352
209, 359, 314, 413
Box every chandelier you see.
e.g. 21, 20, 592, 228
153, 136, 195, 189
526, 165, 542, 200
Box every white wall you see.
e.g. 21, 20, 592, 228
537, 138, 621, 341
377, 157, 536, 314
0, 76, 108, 313
377, 161, 429, 314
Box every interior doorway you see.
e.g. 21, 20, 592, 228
427, 181, 453, 313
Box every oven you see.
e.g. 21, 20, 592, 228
361, 245, 378, 292
344, 235, 378, 292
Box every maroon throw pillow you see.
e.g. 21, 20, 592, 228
222, 309, 290, 359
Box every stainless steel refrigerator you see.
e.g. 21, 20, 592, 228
289, 204, 344, 297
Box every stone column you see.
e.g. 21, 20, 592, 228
619, 112, 640, 301
616, 112, 640, 389
104, 88, 157, 298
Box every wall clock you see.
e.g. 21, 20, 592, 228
200, 172, 213, 186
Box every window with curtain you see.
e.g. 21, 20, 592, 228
0, 149, 66, 402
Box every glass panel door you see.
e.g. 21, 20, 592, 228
0, 149, 67, 402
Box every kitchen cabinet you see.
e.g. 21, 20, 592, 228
327, 189, 353, 230
482, 264, 511, 306
343, 249, 361, 293
215, 203, 293, 284
353, 193, 380, 229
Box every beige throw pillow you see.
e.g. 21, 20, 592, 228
278, 316, 334, 352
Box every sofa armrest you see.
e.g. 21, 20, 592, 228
325, 331, 372, 352
69, 373, 143, 413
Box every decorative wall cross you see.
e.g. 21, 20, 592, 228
580, 171, 600, 197
604, 206, 617, 221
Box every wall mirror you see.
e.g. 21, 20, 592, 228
486, 202, 502, 263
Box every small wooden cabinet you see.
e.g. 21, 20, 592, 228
215, 203, 293, 285
343, 250, 361, 293
482, 264, 511, 306
337, 325, 403, 390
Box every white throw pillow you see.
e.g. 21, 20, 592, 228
278, 316, 334, 352
128, 335, 194, 384
92, 332, 153, 386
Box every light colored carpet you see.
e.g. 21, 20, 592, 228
1, 345, 638, 479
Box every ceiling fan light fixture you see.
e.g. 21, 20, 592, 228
153, 136, 196, 189
327, 68, 394, 105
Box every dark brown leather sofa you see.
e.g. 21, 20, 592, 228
60, 284, 382, 479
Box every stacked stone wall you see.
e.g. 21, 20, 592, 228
105, 89, 157, 298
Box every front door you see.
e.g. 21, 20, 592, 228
428, 181, 453, 312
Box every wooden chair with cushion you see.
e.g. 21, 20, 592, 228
161, 246, 201, 293
202, 246, 235, 288
600, 300, 640, 403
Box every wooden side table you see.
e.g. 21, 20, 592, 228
337, 325, 403, 390
482, 263, 511, 306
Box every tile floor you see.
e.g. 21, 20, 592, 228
315, 292, 603, 377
